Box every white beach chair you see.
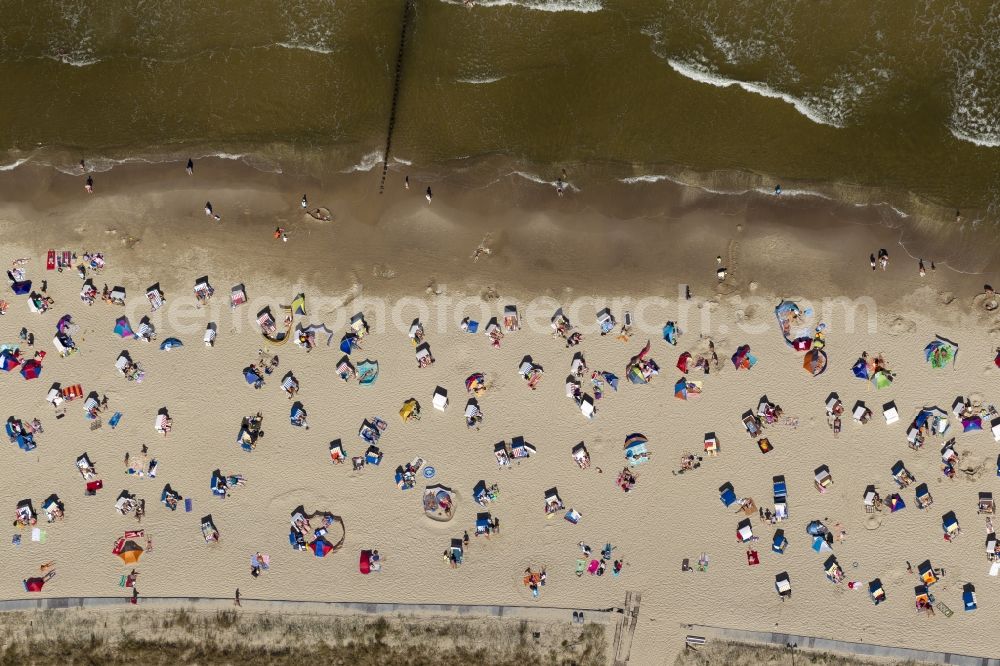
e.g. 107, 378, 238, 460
154, 413, 170, 434
503, 305, 520, 332
52, 335, 68, 357
46, 388, 64, 407
204, 324, 216, 347
115, 354, 130, 375
883, 403, 899, 425
136, 322, 153, 342
146, 287, 164, 311
110, 287, 126, 304
230, 284, 247, 308
464, 403, 480, 420
432, 387, 448, 411
992, 418, 1000, 443
580, 395, 596, 420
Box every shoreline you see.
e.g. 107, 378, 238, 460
0, 147, 994, 275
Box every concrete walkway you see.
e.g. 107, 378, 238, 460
0, 595, 620, 625
687, 623, 1000, 666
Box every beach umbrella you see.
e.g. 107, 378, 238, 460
0, 350, 20, 371
290, 293, 306, 316
11, 280, 31, 296
662, 322, 678, 345
399, 399, 418, 422
601, 372, 619, 391
674, 377, 688, 400
676, 352, 691, 373
57, 314, 74, 334
811, 536, 832, 553
888, 494, 906, 512
871, 370, 892, 390
731, 345, 755, 370
159, 337, 183, 350
114, 316, 135, 338
339, 333, 358, 355
851, 358, 870, 380
806, 520, 827, 537
627, 364, 646, 384
465, 373, 486, 393
117, 540, 144, 565
924, 336, 958, 369
995, 351, 1000, 368
22, 577, 45, 592
243, 368, 262, 385
20, 359, 41, 380
802, 349, 827, 376
963, 416, 982, 432
309, 538, 333, 558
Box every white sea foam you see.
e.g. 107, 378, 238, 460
619, 173, 748, 196
456, 75, 506, 85
391, 156, 413, 166
440, 0, 601, 12
512, 170, 579, 192
46, 54, 101, 67
0, 158, 30, 172
276, 42, 333, 55
343, 150, 384, 173
666, 58, 843, 128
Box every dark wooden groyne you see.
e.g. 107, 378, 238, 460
379, 0, 415, 194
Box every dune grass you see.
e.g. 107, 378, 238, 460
674, 641, 931, 666
0, 608, 605, 666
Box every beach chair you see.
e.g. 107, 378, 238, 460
257, 310, 277, 335
918, 561, 937, 586
596, 308, 615, 335
992, 417, 1000, 442
915, 483, 933, 509
979, 492, 995, 514
814, 465, 833, 493
579, 394, 596, 419
987, 533, 998, 560
543, 488, 564, 515
852, 401, 871, 423
719, 483, 737, 508
824, 556, 844, 583
46, 386, 64, 407
201, 515, 219, 543
110, 287, 126, 305
281, 375, 298, 397
775, 572, 791, 599
115, 353, 130, 376
914, 585, 931, 613
204, 324, 216, 347
194, 277, 214, 304
83, 396, 99, 420
891, 461, 913, 488
365, 445, 382, 466
154, 413, 170, 435
772, 529, 787, 554
503, 305, 520, 332
564, 508, 582, 524
963, 584, 977, 611
572, 442, 590, 469
942, 511, 960, 538
450, 539, 463, 565
230, 284, 247, 308
136, 321, 154, 342
703, 432, 718, 456
432, 386, 448, 411
475, 512, 492, 535
883, 402, 899, 424
510, 436, 536, 459
51, 335, 69, 357
741, 412, 761, 437
736, 518, 753, 543
350, 313, 369, 338
869, 579, 886, 605
773, 475, 788, 521
415, 345, 433, 368
146, 285, 164, 311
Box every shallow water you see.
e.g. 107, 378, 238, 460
2, 1, 1000, 217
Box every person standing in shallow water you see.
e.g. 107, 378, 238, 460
186, 159, 193, 175
870, 254, 876, 271
425, 187, 432, 204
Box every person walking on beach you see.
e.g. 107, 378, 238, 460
186, 159, 194, 175
205, 202, 213, 217
234, 588, 241, 606
870, 253, 876, 271
85, 176, 94, 194
405, 175, 409, 190
425, 186, 432, 204
301, 194, 308, 209
919, 259, 926, 277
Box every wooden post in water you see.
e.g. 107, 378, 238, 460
380, 0, 414, 194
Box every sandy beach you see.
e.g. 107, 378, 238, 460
1, 160, 999, 665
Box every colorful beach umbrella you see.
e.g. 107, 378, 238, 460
674, 377, 689, 400
676, 352, 691, 373
871, 370, 892, 390
116, 540, 144, 565
802, 349, 827, 376
662, 322, 678, 345
20, 359, 41, 380
962, 416, 982, 432
924, 336, 958, 369
309, 538, 333, 558
601, 371, 619, 391
731, 345, 756, 370
114, 316, 135, 338
851, 358, 870, 380
0, 350, 20, 371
